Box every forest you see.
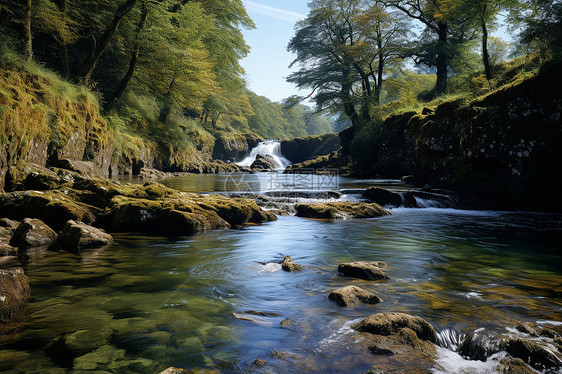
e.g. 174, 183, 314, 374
1, 0, 560, 170
0, 0, 333, 171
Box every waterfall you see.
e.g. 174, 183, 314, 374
237, 140, 292, 170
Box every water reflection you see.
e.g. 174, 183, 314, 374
1, 184, 561, 373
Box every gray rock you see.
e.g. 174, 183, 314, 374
58, 220, 113, 251
338, 261, 389, 280
328, 286, 383, 307
10, 218, 57, 249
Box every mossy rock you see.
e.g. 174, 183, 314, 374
295, 202, 390, 219
0, 190, 97, 231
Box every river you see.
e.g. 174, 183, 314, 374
0, 173, 561, 373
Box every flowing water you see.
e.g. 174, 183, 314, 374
237, 141, 292, 170
1, 173, 561, 373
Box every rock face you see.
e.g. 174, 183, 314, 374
328, 286, 383, 307
281, 256, 302, 272
295, 202, 390, 219
338, 261, 389, 281
58, 220, 113, 251
346, 62, 562, 211
250, 154, 277, 171
10, 218, 57, 249
280, 133, 341, 164
0, 268, 31, 322
53, 159, 97, 176
212, 132, 263, 162
353, 313, 437, 343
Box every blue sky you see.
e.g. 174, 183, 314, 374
240, 1, 514, 103
241, 1, 309, 103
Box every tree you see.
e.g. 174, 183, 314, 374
385, 0, 472, 95
77, 0, 138, 85
464, 0, 518, 80
518, 0, 562, 60
288, 0, 407, 127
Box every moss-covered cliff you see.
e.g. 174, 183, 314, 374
345, 62, 562, 211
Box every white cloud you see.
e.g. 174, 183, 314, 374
243, 1, 306, 22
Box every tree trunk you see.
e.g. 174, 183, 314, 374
55, 0, 70, 77
105, 1, 148, 110
373, 39, 384, 106
78, 0, 138, 85
481, 17, 492, 81
435, 22, 448, 96
24, 0, 32, 61
342, 65, 361, 127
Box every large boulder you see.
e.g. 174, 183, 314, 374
328, 286, 383, 307
281, 256, 302, 272
354, 312, 437, 343
497, 358, 537, 374
362, 187, 403, 207
139, 167, 173, 181
104, 193, 276, 235
505, 338, 561, 370
0, 268, 31, 322
213, 132, 263, 162
251, 154, 277, 171
0, 218, 19, 242
58, 220, 113, 251
353, 313, 438, 372
338, 261, 389, 281
10, 218, 57, 249
295, 202, 390, 219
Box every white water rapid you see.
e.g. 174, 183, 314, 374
237, 140, 292, 170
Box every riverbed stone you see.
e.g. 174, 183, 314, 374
159, 368, 191, 374
0, 267, 31, 322
505, 338, 561, 369
9, 218, 57, 249
281, 256, 302, 272
328, 286, 383, 307
72, 345, 126, 371
353, 313, 437, 343
0, 243, 17, 256
458, 330, 501, 361
497, 357, 537, 374
58, 220, 113, 251
64, 325, 113, 355
295, 202, 390, 219
338, 261, 389, 280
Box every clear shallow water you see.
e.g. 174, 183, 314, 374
1, 176, 561, 373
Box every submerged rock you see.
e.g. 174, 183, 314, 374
281, 256, 302, 272
354, 313, 437, 343
0, 268, 31, 322
58, 220, 113, 251
10, 218, 57, 249
160, 367, 191, 374
328, 286, 383, 307
338, 261, 389, 281
295, 202, 390, 219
